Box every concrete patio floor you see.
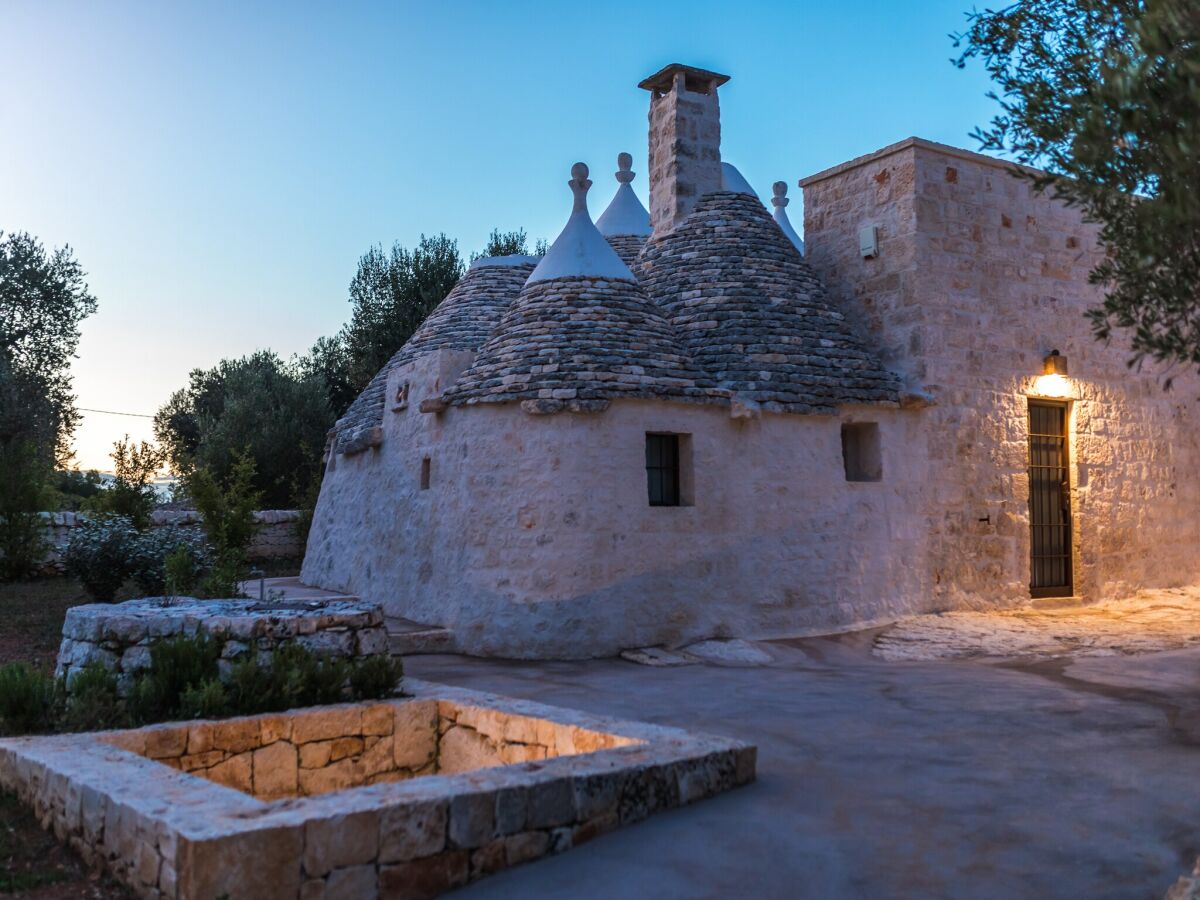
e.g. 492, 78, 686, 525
408, 633, 1200, 899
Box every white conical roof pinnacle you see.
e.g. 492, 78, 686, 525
771, 181, 805, 254
527, 163, 636, 284
721, 162, 757, 196
595, 152, 652, 237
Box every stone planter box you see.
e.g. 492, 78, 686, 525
56, 597, 388, 687
0, 680, 755, 899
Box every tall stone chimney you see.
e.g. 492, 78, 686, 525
638, 63, 729, 237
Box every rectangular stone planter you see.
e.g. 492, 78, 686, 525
0, 679, 755, 899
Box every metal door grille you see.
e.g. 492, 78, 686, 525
1028, 400, 1073, 597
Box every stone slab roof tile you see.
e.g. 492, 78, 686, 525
442, 275, 727, 407
605, 233, 648, 268
332, 259, 536, 452
637, 191, 900, 413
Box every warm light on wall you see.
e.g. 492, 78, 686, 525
1033, 373, 1072, 398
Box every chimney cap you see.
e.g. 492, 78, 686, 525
638, 63, 730, 95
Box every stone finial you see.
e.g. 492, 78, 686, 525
770, 180, 805, 255
570, 162, 592, 213
616, 152, 635, 184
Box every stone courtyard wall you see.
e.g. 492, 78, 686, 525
102, 698, 637, 801
36, 509, 304, 573
802, 137, 1200, 607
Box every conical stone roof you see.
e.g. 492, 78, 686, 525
442, 164, 723, 410
332, 256, 536, 453
596, 152, 651, 268
638, 190, 900, 413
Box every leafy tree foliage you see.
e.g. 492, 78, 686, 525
470, 228, 549, 261
0, 231, 97, 464
81, 436, 166, 528
154, 351, 331, 508
49, 469, 105, 510
297, 333, 357, 425
0, 232, 96, 578
954, 1, 1200, 375
339, 234, 464, 392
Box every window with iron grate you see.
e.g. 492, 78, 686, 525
645, 433, 681, 506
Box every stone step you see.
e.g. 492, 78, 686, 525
386, 617, 457, 656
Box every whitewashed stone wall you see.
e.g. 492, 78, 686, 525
36, 509, 304, 572
802, 137, 1200, 608
303, 350, 930, 658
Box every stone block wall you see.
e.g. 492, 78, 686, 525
101, 699, 637, 802
645, 72, 723, 236
56, 598, 387, 686
36, 509, 304, 574
802, 137, 1200, 606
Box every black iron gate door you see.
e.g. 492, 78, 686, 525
1028, 400, 1072, 597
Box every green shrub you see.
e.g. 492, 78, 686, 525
80, 437, 165, 529
225, 643, 350, 714
61, 515, 139, 602
0, 664, 59, 736
196, 553, 244, 600
127, 633, 222, 724
178, 678, 228, 720
0, 631, 404, 736
164, 545, 197, 597
130, 526, 211, 596
185, 454, 261, 563
61, 663, 123, 733
348, 654, 403, 700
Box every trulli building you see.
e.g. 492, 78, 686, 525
302, 64, 1200, 658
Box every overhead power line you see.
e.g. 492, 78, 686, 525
78, 407, 154, 419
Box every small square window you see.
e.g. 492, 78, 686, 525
645, 434, 681, 506
842, 423, 882, 482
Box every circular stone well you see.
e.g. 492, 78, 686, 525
56, 596, 388, 684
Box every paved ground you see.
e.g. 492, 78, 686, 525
875, 586, 1200, 661
409, 634, 1200, 900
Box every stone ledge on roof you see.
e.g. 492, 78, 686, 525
469, 253, 542, 271
799, 136, 1036, 187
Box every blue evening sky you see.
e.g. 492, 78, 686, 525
2, 1, 997, 469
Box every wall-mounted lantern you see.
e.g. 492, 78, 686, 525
1034, 349, 1072, 398
1043, 350, 1069, 376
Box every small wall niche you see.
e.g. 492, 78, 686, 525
841, 423, 882, 482
420, 457, 432, 490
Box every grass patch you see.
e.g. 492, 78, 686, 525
0, 789, 130, 897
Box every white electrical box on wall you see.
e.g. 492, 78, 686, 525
859, 224, 879, 259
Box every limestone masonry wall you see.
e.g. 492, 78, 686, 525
36, 509, 304, 573
802, 138, 1200, 608
102, 699, 636, 802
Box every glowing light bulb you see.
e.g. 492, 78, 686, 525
1034, 372, 1071, 398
